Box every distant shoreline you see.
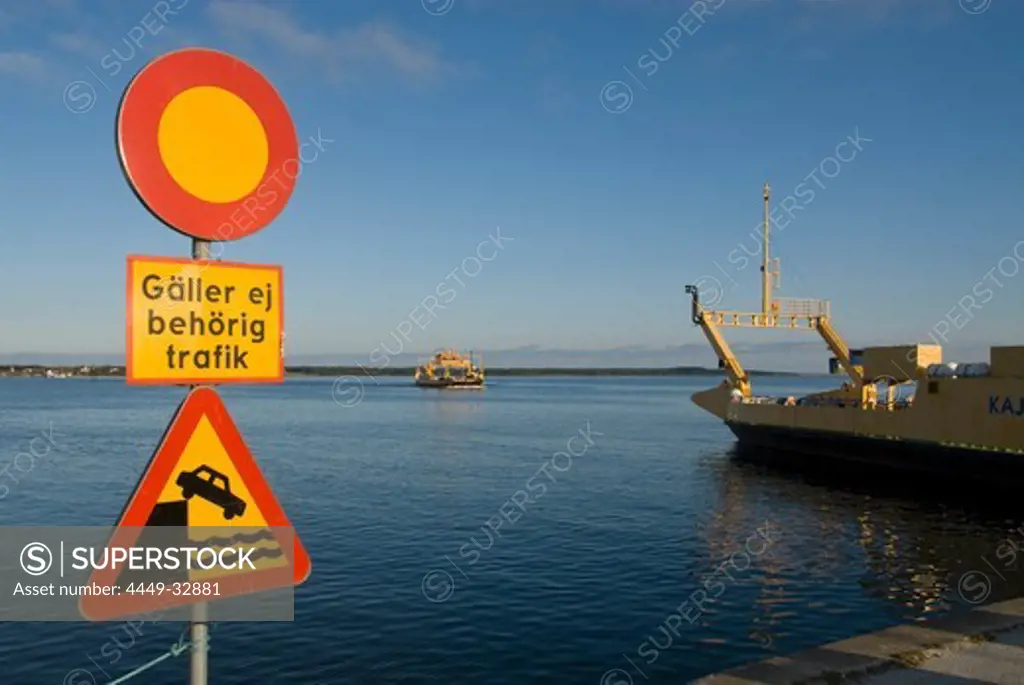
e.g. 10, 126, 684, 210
0, 364, 806, 378
287, 366, 802, 377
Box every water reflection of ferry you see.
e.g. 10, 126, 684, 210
704, 446, 1024, 633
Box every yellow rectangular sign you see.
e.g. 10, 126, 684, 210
126, 256, 283, 385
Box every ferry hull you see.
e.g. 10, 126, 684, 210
415, 379, 484, 389
726, 421, 1024, 487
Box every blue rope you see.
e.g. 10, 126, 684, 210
104, 631, 209, 685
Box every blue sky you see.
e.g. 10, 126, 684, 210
0, 0, 1021, 370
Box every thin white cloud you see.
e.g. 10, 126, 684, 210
0, 0, 78, 27
784, 0, 953, 28
0, 52, 49, 84
44, 0, 77, 12
206, 0, 459, 86
602, 0, 950, 24
49, 31, 108, 60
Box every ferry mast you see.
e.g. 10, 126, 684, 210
684, 183, 867, 404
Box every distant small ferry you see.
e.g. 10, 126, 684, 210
414, 350, 485, 389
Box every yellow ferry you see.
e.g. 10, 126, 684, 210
414, 350, 485, 389
686, 184, 1024, 483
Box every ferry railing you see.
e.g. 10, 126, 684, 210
773, 298, 830, 318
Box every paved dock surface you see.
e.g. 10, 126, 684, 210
694, 598, 1024, 684
865, 624, 1024, 684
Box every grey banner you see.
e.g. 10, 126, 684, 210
1, 527, 297, 621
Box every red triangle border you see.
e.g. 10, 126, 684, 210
80, 387, 310, 621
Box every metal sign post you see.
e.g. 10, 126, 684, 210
190, 601, 209, 685
191, 237, 211, 685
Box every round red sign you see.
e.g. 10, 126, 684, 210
117, 48, 299, 241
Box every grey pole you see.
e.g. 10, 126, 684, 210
192, 239, 212, 261
190, 238, 212, 685
190, 601, 209, 684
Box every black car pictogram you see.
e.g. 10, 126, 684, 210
176, 465, 247, 520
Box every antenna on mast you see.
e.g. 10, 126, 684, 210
761, 182, 771, 314
760, 182, 781, 315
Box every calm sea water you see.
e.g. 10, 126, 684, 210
2, 376, 1024, 684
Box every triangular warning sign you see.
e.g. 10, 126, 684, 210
81, 387, 310, 621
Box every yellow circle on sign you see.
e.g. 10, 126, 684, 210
157, 86, 269, 204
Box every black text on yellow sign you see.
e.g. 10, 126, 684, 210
126, 256, 284, 385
